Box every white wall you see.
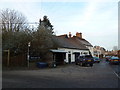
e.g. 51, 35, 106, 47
58, 48, 89, 63
87, 46, 94, 56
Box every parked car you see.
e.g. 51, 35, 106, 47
93, 57, 100, 63
109, 56, 120, 65
75, 55, 94, 67
105, 56, 111, 61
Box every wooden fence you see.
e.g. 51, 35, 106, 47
3, 54, 27, 67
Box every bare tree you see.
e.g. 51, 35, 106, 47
1, 9, 32, 56
0, 8, 28, 32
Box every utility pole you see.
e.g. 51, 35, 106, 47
4, 50, 10, 67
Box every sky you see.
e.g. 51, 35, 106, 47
0, 0, 119, 50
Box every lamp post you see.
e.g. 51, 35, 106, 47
27, 42, 31, 68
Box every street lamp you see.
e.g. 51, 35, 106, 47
27, 42, 31, 68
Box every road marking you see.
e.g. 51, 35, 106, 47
113, 71, 120, 79
106, 60, 120, 79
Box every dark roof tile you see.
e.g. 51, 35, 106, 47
55, 35, 89, 50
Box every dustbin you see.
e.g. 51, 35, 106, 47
36, 62, 48, 68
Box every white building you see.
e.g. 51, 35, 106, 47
93, 46, 106, 58
51, 32, 93, 64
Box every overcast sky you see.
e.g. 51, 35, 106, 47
0, 0, 119, 50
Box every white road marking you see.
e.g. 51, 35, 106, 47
113, 71, 120, 79
106, 60, 120, 79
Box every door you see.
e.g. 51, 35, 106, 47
75, 53, 80, 61
68, 54, 71, 64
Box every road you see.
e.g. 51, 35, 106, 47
108, 61, 120, 88
2, 59, 120, 88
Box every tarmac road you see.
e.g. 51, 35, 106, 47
2, 59, 120, 88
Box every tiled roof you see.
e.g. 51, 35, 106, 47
74, 36, 93, 47
54, 35, 89, 50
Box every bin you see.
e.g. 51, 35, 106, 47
36, 62, 48, 68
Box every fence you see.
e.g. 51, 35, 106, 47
3, 54, 27, 67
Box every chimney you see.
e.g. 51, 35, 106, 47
69, 32, 72, 38
76, 32, 82, 39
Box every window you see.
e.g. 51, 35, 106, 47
68, 51, 71, 53
83, 52, 88, 55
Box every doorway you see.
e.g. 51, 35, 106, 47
68, 54, 71, 64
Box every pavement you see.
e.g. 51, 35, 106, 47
2, 59, 120, 88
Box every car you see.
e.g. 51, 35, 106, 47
105, 56, 111, 61
75, 55, 94, 67
93, 57, 100, 63
109, 56, 120, 65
